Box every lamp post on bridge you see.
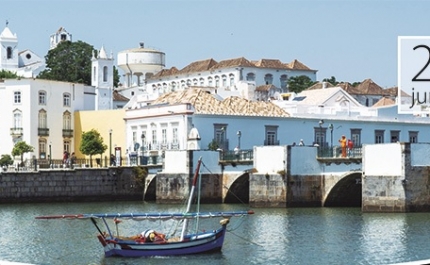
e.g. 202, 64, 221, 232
237, 130, 241, 149
329, 123, 334, 156
49, 141, 52, 168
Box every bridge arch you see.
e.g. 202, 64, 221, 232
224, 173, 250, 203
323, 172, 362, 207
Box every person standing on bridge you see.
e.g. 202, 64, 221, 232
339, 135, 347, 157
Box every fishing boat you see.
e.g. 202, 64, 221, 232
36, 157, 254, 257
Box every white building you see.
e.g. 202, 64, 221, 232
122, 86, 430, 166
143, 57, 317, 101
0, 25, 116, 164
0, 24, 45, 78
0, 78, 95, 162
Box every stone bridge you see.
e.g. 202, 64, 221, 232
142, 143, 430, 212
142, 147, 364, 207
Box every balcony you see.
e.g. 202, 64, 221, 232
264, 140, 280, 146
63, 129, 73, 138
38, 128, 50, 136
10, 127, 23, 138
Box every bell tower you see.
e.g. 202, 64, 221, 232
92, 46, 114, 110
0, 21, 19, 71
49, 27, 72, 50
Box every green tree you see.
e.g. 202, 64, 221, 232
0, 154, 14, 168
79, 129, 107, 167
322, 76, 339, 86
37, 40, 94, 85
113, 66, 120, 87
11, 141, 35, 165
208, 140, 219, 151
0, 69, 19, 79
288, 75, 317, 93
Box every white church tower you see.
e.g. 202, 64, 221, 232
49, 27, 72, 50
0, 21, 19, 71
92, 45, 114, 110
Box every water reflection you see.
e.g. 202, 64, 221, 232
2, 203, 430, 265
360, 213, 407, 265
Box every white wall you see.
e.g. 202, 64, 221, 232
363, 143, 403, 176
254, 145, 286, 174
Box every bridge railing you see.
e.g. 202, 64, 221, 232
220, 149, 254, 162
318, 146, 362, 158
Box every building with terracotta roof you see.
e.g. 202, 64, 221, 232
142, 56, 317, 101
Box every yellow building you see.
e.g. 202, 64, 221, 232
74, 109, 126, 159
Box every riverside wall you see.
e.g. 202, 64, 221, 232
0, 167, 142, 203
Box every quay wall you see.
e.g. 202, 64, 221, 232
0, 167, 142, 203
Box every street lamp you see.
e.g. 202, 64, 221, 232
49, 141, 52, 168
318, 120, 324, 147
237, 130, 242, 149
109, 129, 112, 157
141, 133, 145, 165
328, 123, 334, 155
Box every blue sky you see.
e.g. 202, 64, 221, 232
3, 0, 429, 88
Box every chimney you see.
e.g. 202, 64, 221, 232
139, 42, 144, 48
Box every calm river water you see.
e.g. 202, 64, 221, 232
1, 201, 430, 265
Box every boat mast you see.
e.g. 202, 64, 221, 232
180, 157, 202, 241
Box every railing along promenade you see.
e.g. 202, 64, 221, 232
4, 146, 362, 172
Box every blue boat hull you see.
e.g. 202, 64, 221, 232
99, 226, 227, 257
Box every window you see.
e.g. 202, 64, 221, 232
199, 78, 204, 86
208, 77, 213, 87
181, 80, 186, 89
264, 74, 273, 85
409, 131, 418, 143
39, 139, 47, 159
213, 124, 227, 150
14, 91, 21, 104
103, 66, 108, 82
229, 74, 235, 86
215, 76, 220, 88
93, 66, 96, 82
38, 110, 47, 128
314, 127, 326, 147
161, 128, 167, 146
63, 140, 70, 153
7, 47, 12, 59
63, 93, 71, 106
172, 82, 177, 91
193, 79, 198, 86
63, 111, 71, 130
172, 127, 178, 144
13, 111, 22, 128
375, 130, 384, 144
280, 74, 288, 91
222, 75, 227, 87
186, 79, 192, 87
246, 73, 256, 81
132, 131, 137, 144
390, 130, 400, 143
152, 129, 157, 145
351, 129, 362, 147
39, 91, 46, 105
265, 125, 278, 146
